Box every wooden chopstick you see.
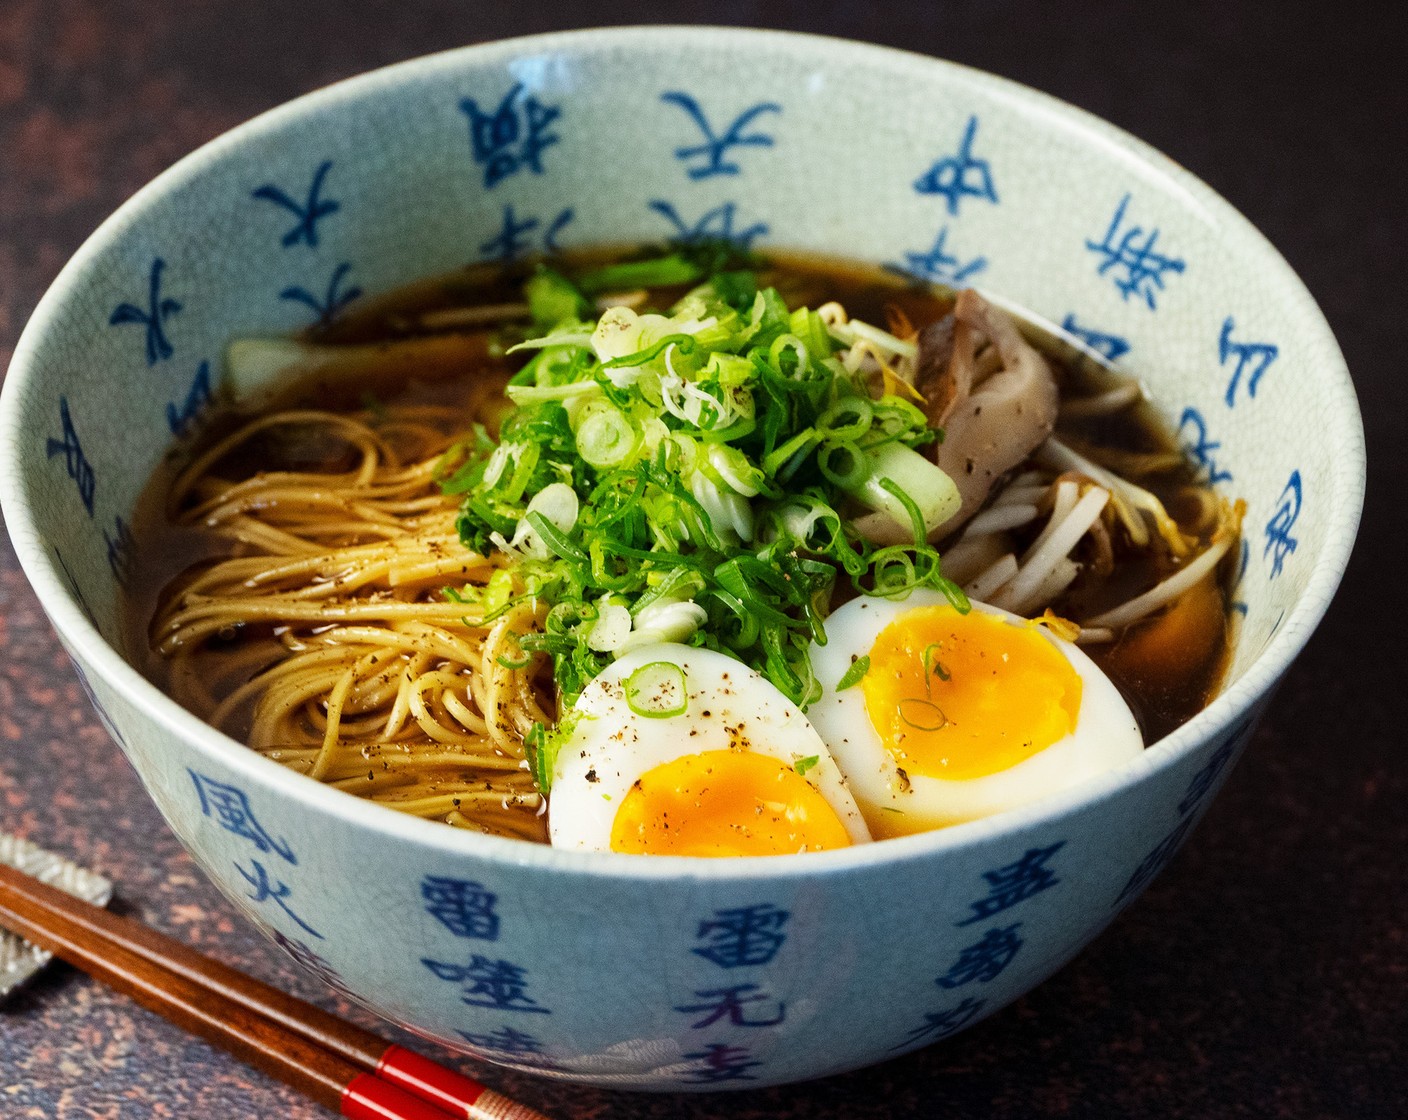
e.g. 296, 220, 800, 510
0, 862, 552, 1120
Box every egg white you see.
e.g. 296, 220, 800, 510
549, 643, 872, 852
807, 592, 1143, 836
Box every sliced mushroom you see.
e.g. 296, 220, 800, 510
918, 290, 1059, 538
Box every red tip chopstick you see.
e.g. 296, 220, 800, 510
0, 862, 552, 1120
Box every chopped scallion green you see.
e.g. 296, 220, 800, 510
836, 655, 871, 691
444, 257, 964, 709
625, 661, 689, 719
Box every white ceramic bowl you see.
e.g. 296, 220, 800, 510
0, 27, 1363, 1089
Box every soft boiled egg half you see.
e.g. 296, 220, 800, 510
807, 592, 1143, 837
549, 644, 872, 855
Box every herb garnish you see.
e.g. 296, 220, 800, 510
442, 252, 967, 708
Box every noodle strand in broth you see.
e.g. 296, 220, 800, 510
151, 401, 551, 841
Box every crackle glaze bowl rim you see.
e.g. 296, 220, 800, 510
0, 25, 1364, 885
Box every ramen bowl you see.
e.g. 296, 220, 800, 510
0, 27, 1362, 1088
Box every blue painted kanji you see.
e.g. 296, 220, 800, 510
1177, 407, 1234, 486
166, 360, 213, 438
456, 1026, 550, 1058
103, 514, 134, 587
189, 770, 296, 862
1060, 313, 1131, 363
1264, 470, 1302, 577
1177, 742, 1236, 817
956, 843, 1065, 926
692, 904, 790, 968
1114, 815, 1197, 907
884, 226, 987, 286
680, 1042, 763, 1084
280, 262, 362, 327
422, 955, 550, 1014
1219, 316, 1279, 408
649, 199, 768, 249
673, 983, 786, 1028
1115, 717, 1254, 908
68, 656, 126, 751
459, 82, 561, 188
422, 875, 500, 941
237, 859, 322, 940
1230, 537, 1250, 617
110, 257, 182, 365
269, 929, 357, 1002
252, 161, 341, 248
45, 397, 96, 515
660, 91, 781, 180
479, 205, 574, 264
53, 549, 97, 628
936, 924, 1023, 988
1085, 195, 1185, 309
914, 115, 998, 215
894, 997, 987, 1049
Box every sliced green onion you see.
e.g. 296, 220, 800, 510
836, 655, 871, 691
879, 477, 928, 544
816, 397, 873, 441
870, 396, 932, 438
938, 578, 972, 614
522, 482, 579, 539
768, 333, 809, 378
706, 444, 766, 498
503, 441, 542, 503
922, 643, 951, 685
506, 330, 595, 355
712, 588, 762, 648
788, 307, 835, 361
587, 601, 633, 652
625, 661, 689, 719
576, 406, 640, 469
599, 332, 699, 370
526, 268, 588, 326
762, 428, 820, 479
576, 253, 703, 294
481, 567, 517, 616
869, 548, 918, 597
526, 721, 554, 793
525, 511, 586, 562
451, 262, 971, 721
897, 697, 948, 731
817, 441, 870, 490
506, 380, 601, 405
852, 443, 961, 537
545, 600, 600, 633
619, 599, 708, 653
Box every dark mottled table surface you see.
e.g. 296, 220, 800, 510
2, 2, 1403, 1117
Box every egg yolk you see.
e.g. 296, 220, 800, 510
861, 605, 1082, 781
609, 749, 853, 856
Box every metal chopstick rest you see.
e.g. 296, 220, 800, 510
0, 833, 112, 999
